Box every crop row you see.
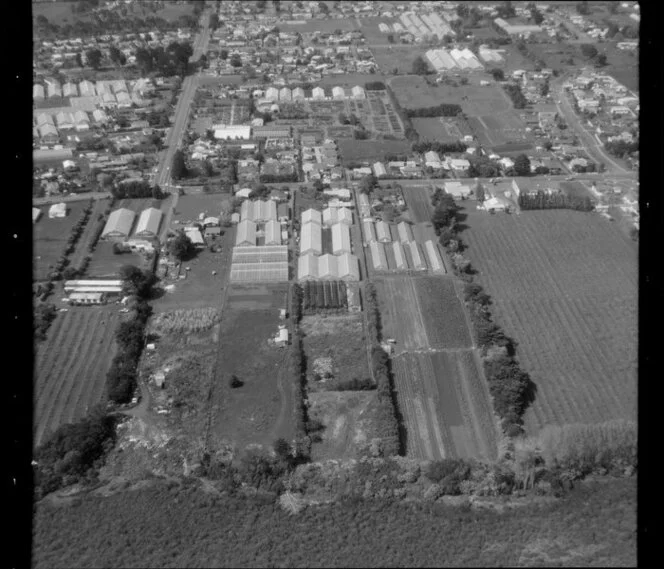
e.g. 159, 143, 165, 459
302, 280, 348, 313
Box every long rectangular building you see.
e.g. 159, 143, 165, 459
424, 240, 446, 273
369, 241, 388, 271
331, 222, 351, 254
300, 221, 322, 255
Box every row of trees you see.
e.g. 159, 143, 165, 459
412, 141, 468, 154
135, 42, 194, 77
110, 181, 166, 200
518, 191, 594, 211
365, 81, 386, 91
259, 172, 299, 184
604, 139, 639, 159
405, 104, 463, 118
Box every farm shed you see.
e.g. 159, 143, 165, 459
369, 241, 388, 271
373, 162, 387, 177
362, 219, 377, 244
232, 246, 288, 264
301, 208, 322, 226
332, 86, 345, 99
33, 84, 45, 100
312, 86, 326, 100
39, 124, 59, 141
134, 207, 162, 238
318, 254, 338, 280
292, 87, 305, 100
406, 241, 427, 270
424, 240, 446, 273
235, 219, 257, 247
264, 220, 282, 245
68, 292, 105, 305
63, 82, 78, 97
266, 87, 279, 101
33, 208, 42, 223
298, 253, 319, 281
202, 216, 219, 227
331, 222, 352, 254
300, 221, 322, 255
102, 208, 136, 240
352, 85, 366, 99
230, 262, 289, 282
275, 327, 289, 346
48, 203, 67, 219
279, 87, 292, 101
337, 253, 360, 281
329, 207, 353, 225
375, 220, 392, 243
397, 221, 414, 244
391, 241, 407, 270
184, 227, 205, 248
79, 80, 96, 97
36, 113, 54, 126
444, 181, 471, 199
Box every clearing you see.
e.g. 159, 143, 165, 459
460, 208, 637, 434
337, 139, 412, 166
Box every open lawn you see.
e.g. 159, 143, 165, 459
86, 241, 148, 279
171, 194, 226, 227
300, 314, 371, 392
34, 306, 121, 447
461, 208, 637, 434
34, 201, 89, 282
393, 350, 497, 461
308, 391, 382, 461
371, 46, 431, 75
337, 139, 411, 165
208, 304, 294, 451
412, 117, 465, 143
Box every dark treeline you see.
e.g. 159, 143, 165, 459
412, 140, 468, 154
405, 104, 463, 118
518, 191, 594, 211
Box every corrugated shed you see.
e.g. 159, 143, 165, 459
134, 207, 162, 237
298, 253, 319, 281
236, 219, 257, 246
337, 207, 352, 225
300, 221, 322, 255
391, 241, 407, 270
424, 240, 445, 273
362, 219, 376, 244
369, 241, 388, 270
301, 208, 322, 225
264, 220, 281, 245
331, 222, 351, 254
318, 254, 338, 279
406, 241, 427, 270
102, 208, 136, 238
375, 220, 392, 243
397, 221, 414, 244
337, 253, 360, 281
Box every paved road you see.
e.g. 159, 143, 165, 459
551, 79, 630, 175
154, 10, 212, 191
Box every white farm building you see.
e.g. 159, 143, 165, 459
133, 207, 162, 238
236, 220, 257, 247
369, 241, 388, 271
331, 222, 351, 254
102, 208, 136, 240
300, 221, 322, 255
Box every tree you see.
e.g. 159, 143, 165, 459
312, 179, 324, 193
514, 154, 531, 176
576, 1, 590, 15
171, 149, 188, 180
543, 140, 553, 151
580, 44, 598, 60
119, 265, 157, 298
540, 80, 550, 97
412, 55, 429, 75
475, 181, 485, 203
595, 53, 607, 67
531, 9, 544, 25
387, 34, 395, 44
168, 231, 195, 261
109, 45, 126, 66
360, 173, 378, 195
230, 375, 243, 388
220, 49, 229, 60
490, 68, 505, 81
75, 52, 83, 68
608, 2, 618, 14
85, 48, 102, 70
273, 438, 291, 462
230, 53, 242, 67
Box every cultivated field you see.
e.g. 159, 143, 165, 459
461, 208, 638, 433
374, 277, 472, 352
300, 314, 371, 392
402, 185, 433, 223
34, 306, 121, 447
392, 350, 497, 460
308, 391, 382, 460
337, 139, 411, 165
34, 201, 89, 281
371, 46, 432, 75
412, 117, 466, 143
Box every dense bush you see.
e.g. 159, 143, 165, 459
518, 191, 594, 211
412, 140, 468, 154
34, 303, 57, 341
111, 181, 166, 200
289, 331, 310, 457
370, 346, 401, 456
363, 282, 381, 342
364, 81, 386, 90
259, 172, 299, 184
502, 83, 528, 109
291, 283, 303, 323
335, 377, 375, 391
34, 406, 119, 498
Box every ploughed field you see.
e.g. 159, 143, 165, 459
34, 306, 121, 447
461, 208, 638, 433
374, 276, 498, 461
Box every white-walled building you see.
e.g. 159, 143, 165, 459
300, 221, 322, 255
331, 222, 352, 254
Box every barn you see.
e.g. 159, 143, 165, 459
134, 207, 162, 238
369, 241, 388, 271
235, 219, 257, 247
318, 254, 338, 280
375, 220, 392, 243
391, 241, 407, 270
300, 221, 322, 255
397, 221, 414, 244
331, 222, 351, 254
424, 240, 446, 273
102, 208, 136, 240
